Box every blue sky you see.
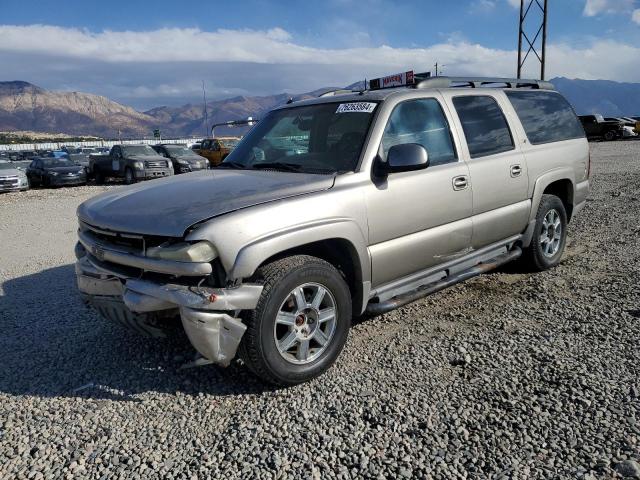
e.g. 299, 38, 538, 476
1, 0, 639, 109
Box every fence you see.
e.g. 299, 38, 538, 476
0, 138, 201, 152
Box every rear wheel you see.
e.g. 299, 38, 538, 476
239, 255, 352, 385
604, 130, 616, 141
521, 194, 568, 271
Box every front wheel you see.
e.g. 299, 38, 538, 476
239, 255, 352, 385
521, 194, 568, 272
124, 167, 136, 185
604, 130, 616, 141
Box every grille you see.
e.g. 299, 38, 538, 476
145, 160, 167, 169
80, 221, 169, 253
0, 176, 19, 186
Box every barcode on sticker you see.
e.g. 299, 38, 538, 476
336, 102, 377, 114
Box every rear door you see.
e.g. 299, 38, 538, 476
445, 92, 530, 249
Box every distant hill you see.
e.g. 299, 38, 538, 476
0, 81, 158, 138
550, 77, 640, 116
0, 78, 639, 139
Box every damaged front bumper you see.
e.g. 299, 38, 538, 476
75, 255, 262, 367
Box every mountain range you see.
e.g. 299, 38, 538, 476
1, 77, 639, 139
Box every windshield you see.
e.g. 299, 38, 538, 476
222, 102, 377, 173
0, 163, 17, 170
42, 158, 74, 167
64, 147, 80, 154
165, 145, 197, 156
122, 145, 158, 156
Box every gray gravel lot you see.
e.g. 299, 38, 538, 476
1, 141, 639, 479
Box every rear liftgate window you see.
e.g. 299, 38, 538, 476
506, 91, 585, 145
452, 96, 514, 159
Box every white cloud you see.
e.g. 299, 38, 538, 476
633, 8, 640, 24
0, 24, 639, 108
583, 0, 635, 16
506, 0, 520, 8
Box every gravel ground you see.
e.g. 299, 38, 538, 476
1, 141, 639, 479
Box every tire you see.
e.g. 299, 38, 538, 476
604, 130, 616, 141
521, 194, 568, 272
239, 255, 352, 385
124, 167, 136, 185
94, 169, 105, 185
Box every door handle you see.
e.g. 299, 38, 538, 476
510, 164, 523, 177
452, 175, 469, 191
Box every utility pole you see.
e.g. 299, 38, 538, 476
517, 0, 548, 80
434, 62, 446, 77
202, 81, 209, 138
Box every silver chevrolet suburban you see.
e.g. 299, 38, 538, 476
75, 74, 590, 385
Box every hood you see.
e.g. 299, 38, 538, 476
175, 154, 204, 163
46, 165, 85, 174
77, 169, 335, 237
0, 167, 24, 177
128, 154, 168, 163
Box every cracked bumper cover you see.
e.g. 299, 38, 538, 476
75, 256, 262, 366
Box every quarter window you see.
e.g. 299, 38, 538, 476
453, 96, 514, 158
506, 91, 585, 145
381, 98, 457, 167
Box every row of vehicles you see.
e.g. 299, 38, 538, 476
0, 137, 242, 192
579, 114, 640, 141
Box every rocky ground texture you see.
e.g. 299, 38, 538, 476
1, 141, 639, 479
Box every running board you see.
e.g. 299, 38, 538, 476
365, 247, 522, 316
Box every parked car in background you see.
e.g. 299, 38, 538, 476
62, 146, 98, 172
604, 117, 638, 138
75, 74, 590, 385
89, 144, 173, 184
579, 115, 624, 141
193, 137, 241, 166
26, 157, 86, 188
0, 162, 29, 192
152, 144, 209, 174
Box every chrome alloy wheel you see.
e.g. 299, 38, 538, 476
540, 208, 562, 258
273, 283, 337, 365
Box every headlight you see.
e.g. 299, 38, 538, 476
146, 241, 217, 262
133, 161, 144, 170
50, 172, 59, 176
177, 159, 189, 165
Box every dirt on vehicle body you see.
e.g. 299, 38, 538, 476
75, 74, 590, 386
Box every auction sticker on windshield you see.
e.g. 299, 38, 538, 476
336, 102, 377, 114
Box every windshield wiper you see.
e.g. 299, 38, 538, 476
251, 162, 303, 172
217, 161, 246, 169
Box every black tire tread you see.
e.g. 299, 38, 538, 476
521, 194, 567, 272
239, 255, 351, 385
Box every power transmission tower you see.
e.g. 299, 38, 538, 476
202, 81, 209, 138
517, 0, 548, 80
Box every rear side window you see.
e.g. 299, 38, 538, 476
506, 91, 585, 145
452, 96, 514, 158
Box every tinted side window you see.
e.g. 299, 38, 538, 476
453, 96, 514, 159
507, 91, 585, 145
382, 98, 457, 167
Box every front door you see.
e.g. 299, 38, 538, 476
366, 96, 473, 287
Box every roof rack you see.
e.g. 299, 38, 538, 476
414, 76, 555, 90
319, 89, 357, 97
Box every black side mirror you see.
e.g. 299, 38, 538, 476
385, 143, 429, 173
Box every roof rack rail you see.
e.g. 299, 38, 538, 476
415, 76, 555, 90
319, 89, 357, 97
